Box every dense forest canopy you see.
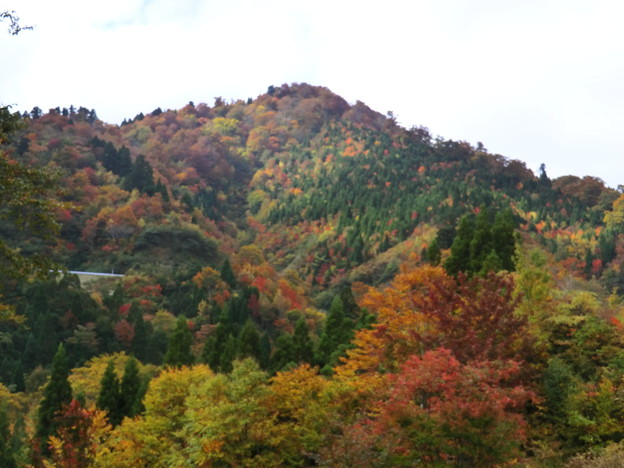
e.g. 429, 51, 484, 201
1, 82, 624, 466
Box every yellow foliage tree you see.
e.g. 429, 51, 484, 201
69, 353, 156, 408
338, 265, 447, 381
94, 364, 214, 467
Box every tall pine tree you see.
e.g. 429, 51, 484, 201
270, 333, 295, 373
96, 360, 122, 426
36, 344, 72, 451
163, 317, 194, 367
237, 319, 261, 361
315, 295, 355, 369
444, 214, 475, 276
220, 259, 237, 288
292, 317, 314, 364
444, 207, 516, 276
120, 356, 142, 418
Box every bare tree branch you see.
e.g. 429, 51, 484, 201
1, 10, 33, 35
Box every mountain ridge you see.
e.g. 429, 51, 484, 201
5, 83, 620, 292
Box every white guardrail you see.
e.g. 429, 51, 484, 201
67, 271, 124, 277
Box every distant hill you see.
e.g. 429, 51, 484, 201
4, 83, 621, 295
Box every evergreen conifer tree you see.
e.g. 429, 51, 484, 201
103, 285, 124, 314
543, 357, 575, 424
258, 332, 271, 370
426, 238, 442, 266
164, 316, 194, 368
444, 214, 475, 276
36, 344, 72, 450
237, 320, 261, 360
444, 208, 516, 276
146, 329, 168, 365
116, 146, 133, 177
201, 334, 219, 371
123, 154, 155, 195
119, 356, 142, 418
339, 285, 360, 320
130, 378, 149, 416
220, 259, 237, 288
129, 307, 149, 363
491, 208, 516, 271
315, 295, 354, 367
202, 317, 233, 372
469, 207, 492, 273
11, 361, 24, 393
270, 333, 295, 373
131, 316, 149, 362
155, 179, 170, 202
480, 250, 503, 275
219, 335, 238, 373
436, 224, 456, 249
96, 360, 122, 426
292, 317, 314, 364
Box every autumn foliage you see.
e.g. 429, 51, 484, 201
343, 349, 533, 466
340, 265, 533, 378
2, 84, 624, 466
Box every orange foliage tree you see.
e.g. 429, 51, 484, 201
339, 265, 533, 379
46, 400, 111, 468
327, 349, 534, 466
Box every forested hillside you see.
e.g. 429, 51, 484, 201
2, 83, 624, 466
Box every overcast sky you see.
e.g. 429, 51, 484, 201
1, 0, 623, 188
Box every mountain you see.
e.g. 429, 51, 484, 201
5, 84, 620, 289
2, 83, 624, 466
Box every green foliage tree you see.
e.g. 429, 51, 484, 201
436, 224, 456, 249
469, 206, 493, 272
0, 404, 16, 468
292, 317, 314, 364
339, 284, 360, 319
92, 138, 133, 177
444, 214, 474, 276
130, 311, 149, 363
1, 72, 63, 282
201, 334, 219, 371
258, 332, 272, 370
219, 335, 238, 374
202, 315, 237, 373
543, 357, 576, 425
133, 225, 219, 265
426, 237, 441, 265
237, 319, 261, 361
538, 163, 551, 186
123, 154, 155, 195
315, 295, 355, 370
0, 142, 64, 281
270, 333, 295, 372
119, 356, 143, 418
0, 105, 20, 143
96, 360, 122, 426
444, 207, 516, 276
145, 329, 168, 365
164, 316, 194, 367
219, 258, 237, 288
36, 344, 73, 450
491, 207, 516, 271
